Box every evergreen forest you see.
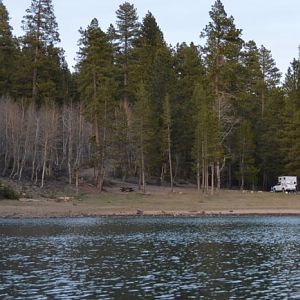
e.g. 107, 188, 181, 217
1, 0, 300, 192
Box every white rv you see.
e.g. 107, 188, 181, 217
271, 176, 297, 192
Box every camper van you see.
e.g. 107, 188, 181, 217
271, 176, 297, 192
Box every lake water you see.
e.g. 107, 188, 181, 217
0, 216, 299, 299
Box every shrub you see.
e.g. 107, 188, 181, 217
0, 181, 19, 200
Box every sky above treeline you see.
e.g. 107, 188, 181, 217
4, 0, 300, 74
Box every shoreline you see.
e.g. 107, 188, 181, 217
1, 212, 300, 219
1, 188, 300, 219
1, 203, 300, 219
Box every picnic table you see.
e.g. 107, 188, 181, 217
120, 186, 134, 192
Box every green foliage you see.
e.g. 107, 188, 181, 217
20, 0, 63, 103
22, 0, 60, 45
201, 0, 243, 94
115, 2, 139, 51
3, 0, 300, 192
258, 45, 281, 89
236, 40, 261, 121
192, 84, 221, 167
173, 42, 206, 177
115, 2, 140, 106
234, 120, 258, 189
0, 181, 19, 200
131, 12, 174, 175
132, 82, 154, 161
284, 59, 300, 105
0, 2, 18, 97
77, 18, 115, 120
162, 94, 172, 140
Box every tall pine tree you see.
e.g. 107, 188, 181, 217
0, 2, 18, 97
115, 2, 140, 123
21, 0, 61, 102
173, 42, 205, 179
192, 84, 220, 194
258, 45, 281, 117
132, 82, 154, 193
77, 18, 115, 191
201, 0, 243, 189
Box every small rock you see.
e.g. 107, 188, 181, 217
136, 209, 144, 216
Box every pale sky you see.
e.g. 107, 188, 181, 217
3, 0, 300, 75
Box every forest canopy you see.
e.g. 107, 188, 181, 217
0, 0, 299, 192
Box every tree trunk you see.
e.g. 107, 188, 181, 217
32, 2, 41, 99
75, 168, 79, 194
2, 107, 10, 176
75, 102, 83, 190
67, 104, 73, 185
141, 144, 145, 194
94, 117, 100, 188
263, 171, 267, 191
31, 116, 40, 181
261, 84, 266, 118
92, 68, 101, 189
201, 141, 205, 192
216, 161, 221, 191
205, 139, 209, 194
123, 36, 132, 125
167, 124, 173, 192
41, 132, 48, 188
197, 158, 200, 194
240, 141, 245, 191
98, 97, 108, 192
211, 163, 214, 195
18, 114, 30, 181
228, 162, 232, 188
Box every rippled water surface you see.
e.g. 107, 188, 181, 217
0, 216, 300, 299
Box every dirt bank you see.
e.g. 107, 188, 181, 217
1, 186, 300, 218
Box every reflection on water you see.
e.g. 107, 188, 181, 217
0, 217, 300, 299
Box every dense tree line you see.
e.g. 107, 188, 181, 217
0, 0, 300, 192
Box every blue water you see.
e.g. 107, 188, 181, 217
0, 216, 299, 299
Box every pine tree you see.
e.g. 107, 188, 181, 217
77, 18, 115, 191
201, 0, 243, 117
173, 42, 205, 179
133, 11, 174, 178
258, 45, 281, 117
283, 109, 300, 177
284, 59, 300, 105
21, 0, 61, 102
132, 82, 154, 193
280, 57, 300, 177
115, 2, 140, 123
192, 84, 220, 194
201, 0, 243, 190
162, 94, 173, 191
106, 23, 119, 64
255, 45, 281, 188
237, 40, 261, 121
133, 11, 165, 81
235, 120, 258, 190
255, 89, 285, 189
0, 2, 18, 97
